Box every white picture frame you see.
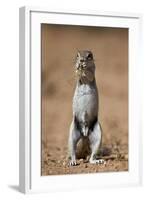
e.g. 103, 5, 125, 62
19, 6, 143, 194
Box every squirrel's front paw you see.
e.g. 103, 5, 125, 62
68, 159, 78, 166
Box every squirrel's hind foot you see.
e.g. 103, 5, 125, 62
89, 158, 106, 165
68, 159, 78, 166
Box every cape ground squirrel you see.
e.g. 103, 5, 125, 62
68, 50, 105, 166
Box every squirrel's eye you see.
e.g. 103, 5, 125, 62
87, 53, 93, 60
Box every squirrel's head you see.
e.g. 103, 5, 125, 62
75, 50, 95, 83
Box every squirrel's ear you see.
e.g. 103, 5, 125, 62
76, 51, 80, 58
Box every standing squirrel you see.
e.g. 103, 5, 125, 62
68, 50, 104, 166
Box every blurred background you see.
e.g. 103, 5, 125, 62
41, 24, 128, 175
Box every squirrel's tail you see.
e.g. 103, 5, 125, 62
76, 137, 90, 159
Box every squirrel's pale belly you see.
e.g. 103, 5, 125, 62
73, 84, 98, 123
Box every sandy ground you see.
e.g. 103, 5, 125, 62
41, 24, 128, 176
